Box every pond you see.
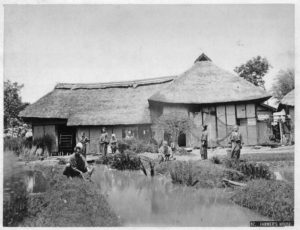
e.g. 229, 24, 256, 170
91, 165, 270, 227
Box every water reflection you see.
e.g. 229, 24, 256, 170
92, 165, 269, 227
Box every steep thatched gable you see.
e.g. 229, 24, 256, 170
19, 76, 174, 125
149, 54, 271, 104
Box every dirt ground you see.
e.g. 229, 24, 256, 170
139, 145, 294, 162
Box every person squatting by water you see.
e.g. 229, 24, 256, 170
79, 132, 90, 158
63, 143, 94, 180
200, 125, 208, 160
159, 140, 173, 162
229, 125, 243, 160
99, 127, 109, 156
110, 133, 118, 154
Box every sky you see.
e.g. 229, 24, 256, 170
4, 4, 295, 103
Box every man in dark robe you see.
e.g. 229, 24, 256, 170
229, 125, 243, 160
200, 125, 208, 160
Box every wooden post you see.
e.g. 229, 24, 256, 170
279, 119, 283, 145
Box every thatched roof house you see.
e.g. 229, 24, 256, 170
20, 53, 273, 154
20, 76, 174, 125
149, 54, 270, 104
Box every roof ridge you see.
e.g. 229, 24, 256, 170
55, 75, 175, 89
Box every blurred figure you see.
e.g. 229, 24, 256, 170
79, 132, 90, 158
159, 141, 173, 162
150, 132, 158, 145
229, 125, 243, 160
110, 133, 118, 154
200, 125, 208, 160
99, 127, 109, 156
125, 130, 134, 140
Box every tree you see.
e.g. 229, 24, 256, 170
4, 80, 28, 129
155, 113, 192, 145
271, 69, 294, 101
234, 56, 271, 89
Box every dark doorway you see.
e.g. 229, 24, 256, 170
57, 125, 76, 154
178, 132, 186, 147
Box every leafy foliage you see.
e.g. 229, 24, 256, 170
118, 138, 158, 154
231, 179, 294, 221
32, 134, 54, 151
234, 56, 270, 88
222, 158, 273, 180
155, 114, 192, 145
4, 80, 29, 129
98, 150, 142, 170
271, 69, 294, 101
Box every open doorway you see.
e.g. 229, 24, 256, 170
57, 125, 76, 154
178, 132, 186, 147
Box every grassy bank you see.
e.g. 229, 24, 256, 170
3, 150, 120, 227
231, 179, 294, 221
20, 164, 120, 227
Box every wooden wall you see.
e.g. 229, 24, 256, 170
76, 125, 151, 154
187, 102, 263, 147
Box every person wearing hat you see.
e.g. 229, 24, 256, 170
229, 125, 243, 160
63, 143, 94, 179
200, 125, 208, 160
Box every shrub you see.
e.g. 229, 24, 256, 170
170, 161, 198, 186
4, 137, 25, 156
118, 138, 158, 154
211, 156, 221, 164
231, 179, 294, 221
98, 150, 142, 170
32, 134, 53, 152
222, 158, 273, 180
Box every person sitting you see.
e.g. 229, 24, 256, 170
63, 143, 94, 180
159, 140, 173, 161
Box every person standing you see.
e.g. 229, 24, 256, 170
200, 125, 208, 160
79, 132, 90, 158
99, 127, 109, 156
110, 133, 118, 154
229, 125, 243, 160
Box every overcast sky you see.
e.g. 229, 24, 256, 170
4, 4, 294, 103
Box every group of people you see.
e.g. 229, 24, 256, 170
79, 127, 120, 157
200, 124, 243, 160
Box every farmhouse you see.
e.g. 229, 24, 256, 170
20, 53, 273, 154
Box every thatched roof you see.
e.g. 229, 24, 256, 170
280, 89, 294, 107
20, 76, 174, 125
149, 54, 271, 104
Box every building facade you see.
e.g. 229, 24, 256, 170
20, 53, 273, 154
